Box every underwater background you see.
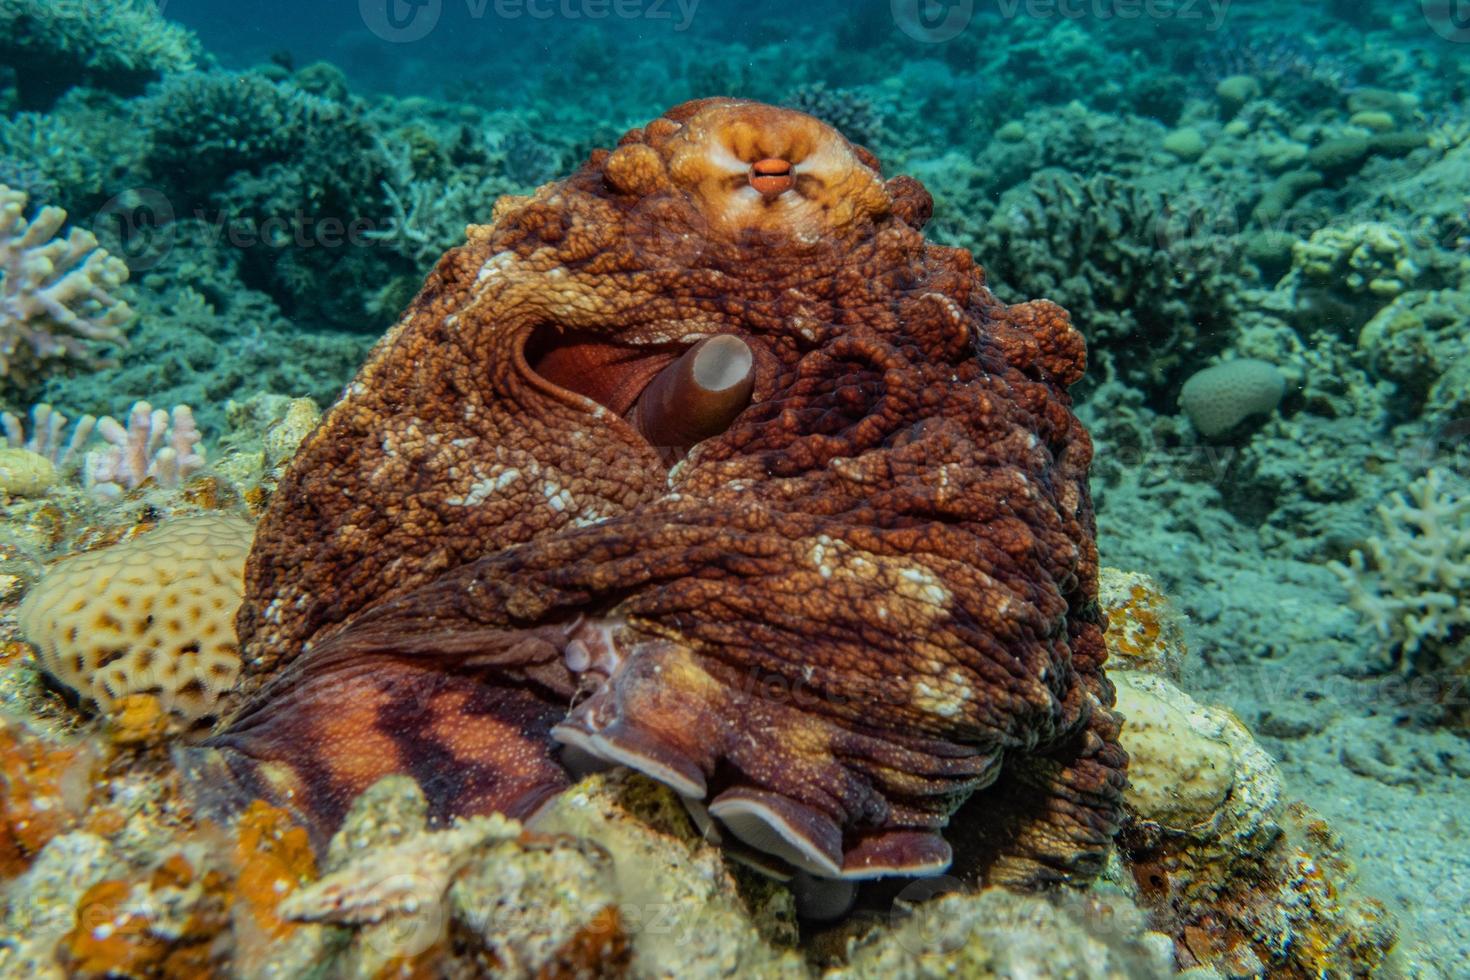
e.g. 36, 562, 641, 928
0, 0, 1467, 976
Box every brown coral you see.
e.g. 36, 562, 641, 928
213, 99, 1123, 888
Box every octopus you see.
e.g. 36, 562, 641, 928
211, 98, 1127, 888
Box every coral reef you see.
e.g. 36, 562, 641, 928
1356, 289, 1470, 419
1096, 568, 1188, 681
0, 0, 198, 108
0, 717, 102, 876
1, 2, 1467, 972
0, 448, 55, 498
1103, 589, 1398, 977
782, 83, 884, 151
0, 183, 132, 392
975, 168, 1242, 392
1291, 222, 1424, 331
2, 403, 95, 473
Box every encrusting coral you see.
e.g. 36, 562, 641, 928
0, 184, 132, 389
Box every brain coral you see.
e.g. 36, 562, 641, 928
212, 99, 1125, 889
19, 515, 255, 722
1178, 358, 1287, 438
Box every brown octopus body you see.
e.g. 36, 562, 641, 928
213, 98, 1127, 887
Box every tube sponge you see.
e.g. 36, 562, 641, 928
18, 515, 255, 722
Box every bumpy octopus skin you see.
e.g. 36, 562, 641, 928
214, 98, 1127, 886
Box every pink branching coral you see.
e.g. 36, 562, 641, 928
0, 183, 132, 382
2, 403, 96, 473
83, 401, 205, 498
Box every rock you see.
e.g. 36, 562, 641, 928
1349, 110, 1395, 132
832, 888, 1175, 979
1215, 75, 1261, 117
1307, 135, 1372, 177
1163, 127, 1206, 161
1113, 671, 1397, 977
0, 833, 123, 979
1250, 170, 1323, 225
0, 448, 56, 497
1098, 567, 1188, 681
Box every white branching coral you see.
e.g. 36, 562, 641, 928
0, 184, 132, 381
2, 403, 96, 473
83, 402, 205, 499
1333, 468, 1470, 668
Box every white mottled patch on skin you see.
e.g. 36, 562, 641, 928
912, 672, 971, 719
922, 291, 965, 327
895, 565, 950, 607
475, 250, 516, 284
445, 466, 522, 507
808, 535, 836, 580
543, 482, 575, 513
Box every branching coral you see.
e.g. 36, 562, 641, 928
0, 184, 132, 387
83, 402, 205, 499
2, 402, 96, 473
1332, 468, 1470, 672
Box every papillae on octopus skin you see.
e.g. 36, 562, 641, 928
197, 98, 1126, 924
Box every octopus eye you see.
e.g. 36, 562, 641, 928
628, 335, 755, 456
527, 328, 755, 462
749, 158, 795, 197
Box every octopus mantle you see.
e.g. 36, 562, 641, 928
214, 99, 1126, 887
